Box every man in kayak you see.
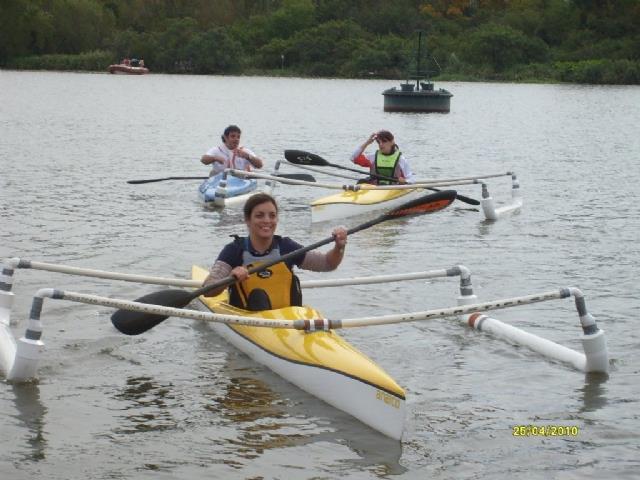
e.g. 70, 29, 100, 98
351, 130, 415, 184
201, 125, 264, 176
203, 193, 347, 310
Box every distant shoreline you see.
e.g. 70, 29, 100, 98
3, 65, 640, 86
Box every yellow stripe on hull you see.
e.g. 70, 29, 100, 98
311, 187, 414, 207
192, 266, 405, 400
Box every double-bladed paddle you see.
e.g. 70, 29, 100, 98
127, 172, 316, 184
111, 189, 457, 336
284, 149, 480, 206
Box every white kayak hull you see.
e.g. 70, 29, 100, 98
208, 320, 405, 440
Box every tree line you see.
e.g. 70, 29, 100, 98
1, 0, 639, 84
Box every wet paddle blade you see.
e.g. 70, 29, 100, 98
111, 289, 197, 335
271, 172, 317, 182
284, 150, 328, 167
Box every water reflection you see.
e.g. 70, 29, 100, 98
578, 372, 609, 413
10, 381, 48, 461
113, 376, 178, 434
210, 369, 405, 474
190, 322, 405, 475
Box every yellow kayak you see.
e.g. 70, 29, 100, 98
310, 187, 424, 223
192, 265, 406, 440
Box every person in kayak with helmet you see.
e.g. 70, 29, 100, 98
351, 130, 415, 184
201, 124, 264, 177
202, 193, 347, 310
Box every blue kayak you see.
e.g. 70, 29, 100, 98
198, 172, 258, 206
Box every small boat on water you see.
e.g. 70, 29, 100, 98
107, 64, 149, 75
382, 81, 452, 113
199, 171, 258, 207
191, 265, 406, 439
311, 187, 424, 223
382, 31, 452, 113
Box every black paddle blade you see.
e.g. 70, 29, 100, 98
111, 289, 196, 335
284, 150, 327, 166
272, 172, 317, 182
425, 187, 480, 206
454, 193, 480, 206
386, 190, 457, 219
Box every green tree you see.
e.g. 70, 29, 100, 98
48, 0, 115, 53
232, 0, 316, 51
184, 27, 243, 73
283, 19, 369, 76
342, 34, 409, 77
462, 23, 549, 72
0, 0, 53, 62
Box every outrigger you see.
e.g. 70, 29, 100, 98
1, 255, 609, 440
232, 150, 523, 223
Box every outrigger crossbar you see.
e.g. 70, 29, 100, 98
278, 159, 513, 185
232, 168, 495, 191
235, 167, 523, 221
1, 258, 467, 290
8, 285, 607, 378
1, 260, 608, 382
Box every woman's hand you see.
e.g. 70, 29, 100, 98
230, 266, 249, 281
332, 226, 347, 252
365, 132, 377, 146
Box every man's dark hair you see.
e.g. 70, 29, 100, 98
221, 125, 241, 142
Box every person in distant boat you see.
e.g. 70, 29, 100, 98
203, 193, 347, 310
350, 130, 415, 184
122, 57, 130, 66
139, 59, 145, 68
201, 125, 264, 177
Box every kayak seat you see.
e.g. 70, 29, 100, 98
228, 275, 302, 311
246, 289, 272, 311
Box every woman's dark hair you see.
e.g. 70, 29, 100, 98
243, 193, 278, 219
221, 124, 241, 142
376, 130, 394, 142
377, 129, 399, 152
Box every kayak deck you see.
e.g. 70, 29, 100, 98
199, 172, 258, 204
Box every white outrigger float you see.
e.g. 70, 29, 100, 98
1, 249, 609, 441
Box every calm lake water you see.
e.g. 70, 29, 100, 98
1, 70, 639, 479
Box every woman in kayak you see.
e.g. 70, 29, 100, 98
351, 130, 415, 184
203, 193, 347, 310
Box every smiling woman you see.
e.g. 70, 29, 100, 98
202, 193, 348, 309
